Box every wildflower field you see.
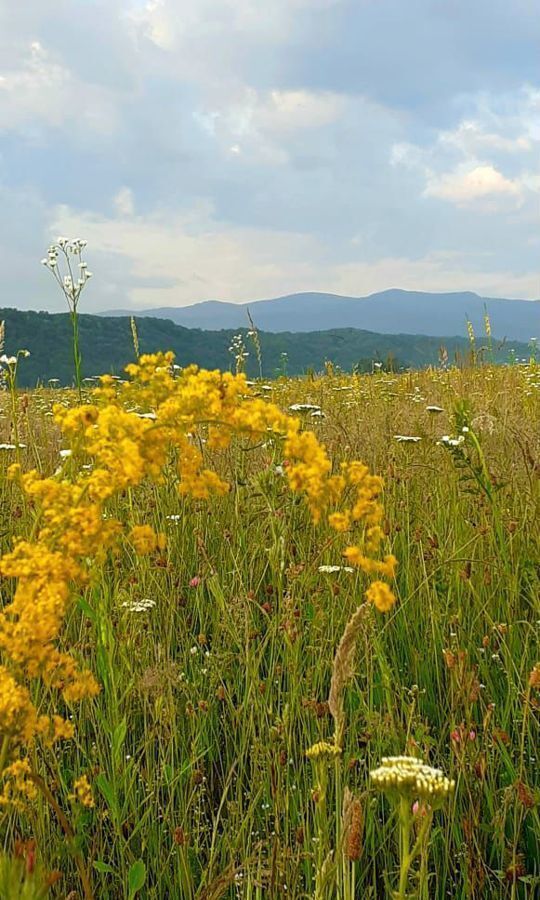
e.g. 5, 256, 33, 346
0, 350, 539, 899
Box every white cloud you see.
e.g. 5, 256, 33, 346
0, 40, 120, 137
424, 164, 522, 206
114, 187, 136, 217
135, 0, 336, 50
438, 120, 532, 155
391, 87, 539, 211
49, 200, 540, 306
195, 86, 347, 164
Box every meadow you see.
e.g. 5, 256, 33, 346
0, 349, 538, 899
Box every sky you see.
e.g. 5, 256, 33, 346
0, 0, 539, 313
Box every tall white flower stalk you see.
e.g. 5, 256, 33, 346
42, 238, 92, 398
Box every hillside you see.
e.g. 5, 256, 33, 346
103, 289, 539, 342
0, 307, 531, 387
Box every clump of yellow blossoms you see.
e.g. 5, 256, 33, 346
70, 774, 94, 808
0, 353, 396, 800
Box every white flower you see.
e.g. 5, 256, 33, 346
0, 355, 17, 366
136, 412, 157, 420
166, 514, 182, 521
274, 465, 285, 476
394, 435, 421, 443
59, 449, 72, 458
121, 598, 156, 613
0, 443, 26, 450
289, 403, 321, 412
439, 435, 465, 447
318, 565, 354, 574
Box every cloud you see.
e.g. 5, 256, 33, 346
48, 200, 540, 307
424, 164, 522, 207
0, 0, 538, 312
0, 40, 119, 138
114, 187, 136, 217
195, 87, 348, 165
391, 86, 539, 212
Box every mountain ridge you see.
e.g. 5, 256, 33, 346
100, 289, 539, 343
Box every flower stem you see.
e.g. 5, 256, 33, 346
30, 771, 94, 900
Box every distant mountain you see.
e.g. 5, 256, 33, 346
0, 307, 532, 388
103, 289, 539, 343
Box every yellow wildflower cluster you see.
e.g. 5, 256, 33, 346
70, 774, 94, 808
0, 352, 396, 801
305, 741, 343, 759
0, 758, 37, 809
129, 524, 166, 555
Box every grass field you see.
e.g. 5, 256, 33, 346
0, 357, 538, 899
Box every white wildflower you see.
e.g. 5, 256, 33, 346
121, 598, 156, 613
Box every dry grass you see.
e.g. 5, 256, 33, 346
0, 361, 538, 898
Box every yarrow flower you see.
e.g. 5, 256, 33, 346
121, 598, 156, 613
370, 756, 455, 806
306, 741, 342, 759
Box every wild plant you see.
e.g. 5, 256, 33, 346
41, 238, 93, 399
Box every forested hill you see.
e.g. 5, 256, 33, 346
0, 307, 531, 387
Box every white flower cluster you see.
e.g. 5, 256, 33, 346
289, 403, 321, 412
121, 598, 156, 613
0, 351, 30, 368
370, 755, 455, 803
41, 238, 92, 306
228, 333, 249, 363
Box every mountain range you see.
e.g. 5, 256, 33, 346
0, 307, 533, 387
103, 289, 539, 343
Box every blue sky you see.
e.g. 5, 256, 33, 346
0, 0, 538, 312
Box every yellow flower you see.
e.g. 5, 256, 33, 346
71, 775, 94, 808
365, 580, 396, 613
0, 350, 397, 765
0, 758, 38, 808
306, 741, 342, 759
129, 524, 162, 555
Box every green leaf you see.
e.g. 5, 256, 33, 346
95, 774, 116, 812
128, 859, 146, 896
112, 717, 127, 767
93, 860, 117, 875
76, 595, 97, 623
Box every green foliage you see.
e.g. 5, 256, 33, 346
0, 852, 51, 899
0, 308, 531, 387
